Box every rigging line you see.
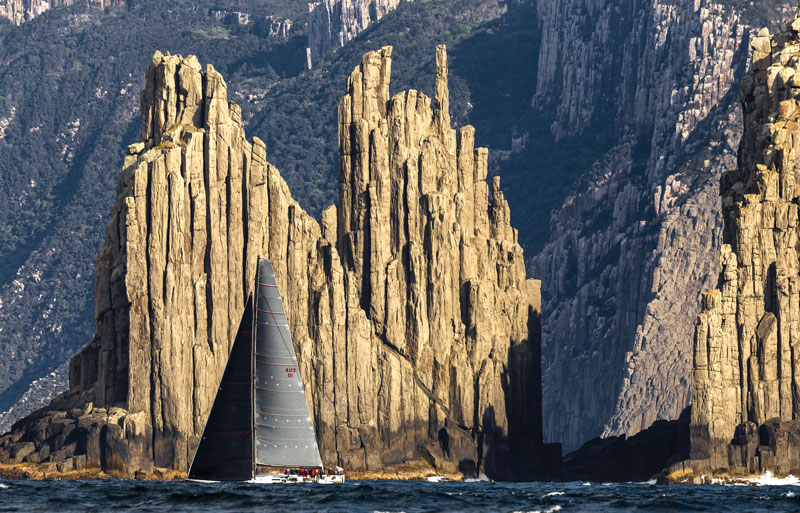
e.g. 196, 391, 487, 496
257, 297, 283, 309
254, 353, 297, 359
256, 360, 298, 367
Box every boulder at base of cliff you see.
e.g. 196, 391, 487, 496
563, 407, 690, 482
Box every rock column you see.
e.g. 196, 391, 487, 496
691, 12, 800, 474
2, 46, 544, 479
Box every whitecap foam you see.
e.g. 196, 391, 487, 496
748, 471, 800, 486
787, 491, 796, 497
514, 507, 563, 513
709, 471, 800, 486
581, 482, 591, 486
0, 483, 8, 489
542, 491, 564, 497
426, 476, 448, 483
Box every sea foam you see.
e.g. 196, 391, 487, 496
464, 473, 492, 483
514, 506, 563, 513
745, 471, 800, 486
710, 470, 800, 486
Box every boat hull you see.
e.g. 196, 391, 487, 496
251, 474, 345, 484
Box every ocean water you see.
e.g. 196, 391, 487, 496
0, 478, 798, 512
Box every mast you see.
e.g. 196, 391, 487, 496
252, 267, 258, 477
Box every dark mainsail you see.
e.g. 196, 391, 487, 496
253, 259, 323, 469
188, 295, 255, 481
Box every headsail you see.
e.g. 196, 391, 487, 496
254, 259, 323, 468
188, 295, 255, 481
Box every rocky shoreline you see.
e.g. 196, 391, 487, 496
0, 463, 183, 481
0, 460, 458, 482
4, 458, 800, 486
661, 468, 800, 485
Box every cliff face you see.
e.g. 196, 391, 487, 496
0, 0, 119, 25
531, 0, 793, 451
306, 0, 405, 68
690, 11, 800, 475
0, 46, 544, 479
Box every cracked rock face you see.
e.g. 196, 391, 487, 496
306, 0, 404, 68
690, 10, 800, 475
531, 0, 790, 451
0, 0, 120, 25
1, 46, 543, 479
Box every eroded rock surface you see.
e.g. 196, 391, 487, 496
532, 0, 794, 451
0, 0, 119, 25
0, 46, 545, 479
306, 0, 405, 68
690, 11, 800, 475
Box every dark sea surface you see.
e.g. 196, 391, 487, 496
1, 478, 798, 512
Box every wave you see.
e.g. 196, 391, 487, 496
513, 507, 562, 513
425, 476, 448, 483
743, 471, 800, 486
464, 474, 492, 483
710, 471, 800, 486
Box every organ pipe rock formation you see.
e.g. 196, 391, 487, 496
690, 10, 800, 476
0, 46, 546, 480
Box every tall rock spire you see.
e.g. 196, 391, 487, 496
434, 44, 451, 135
690, 12, 800, 475
0, 47, 546, 479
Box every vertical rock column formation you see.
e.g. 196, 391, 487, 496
333, 45, 543, 477
306, 0, 405, 69
1, 46, 544, 479
691, 12, 800, 474
530, 0, 775, 451
0, 0, 120, 25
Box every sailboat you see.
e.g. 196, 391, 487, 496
188, 258, 345, 483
